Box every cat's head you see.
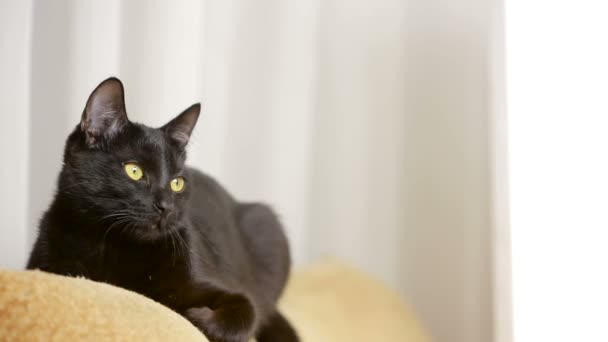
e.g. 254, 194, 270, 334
59, 77, 200, 242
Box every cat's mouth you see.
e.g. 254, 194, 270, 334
122, 217, 172, 242
151, 215, 162, 230
152, 220, 168, 231
150, 214, 172, 232
111, 211, 176, 242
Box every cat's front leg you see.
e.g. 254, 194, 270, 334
184, 292, 256, 342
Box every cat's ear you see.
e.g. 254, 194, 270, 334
80, 77, 128, 147
162, 103, 201, 149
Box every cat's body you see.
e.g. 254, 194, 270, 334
27, 78, 298, 342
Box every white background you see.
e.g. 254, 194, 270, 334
507, 0, 608, 341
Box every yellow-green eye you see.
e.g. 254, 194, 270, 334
124, 163, 144, 181
170, 177, 185, 192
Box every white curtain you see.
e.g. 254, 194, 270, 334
0, 1, 504, 341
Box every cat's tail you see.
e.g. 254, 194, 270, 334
256, 311, 300, 342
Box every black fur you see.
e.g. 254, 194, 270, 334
27, 77, 299, 342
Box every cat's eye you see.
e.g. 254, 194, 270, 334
170, 177, 185, 193
124, 163, 144, 181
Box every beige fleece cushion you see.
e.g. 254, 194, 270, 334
0, 262, 430, 342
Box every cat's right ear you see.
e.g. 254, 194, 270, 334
80, 77, 128, 147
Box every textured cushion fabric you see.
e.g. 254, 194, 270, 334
0, 269, 205, 341
280, 262, 430, 342
0, 262, 429, 342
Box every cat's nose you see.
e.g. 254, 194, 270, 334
153, 201, 171, 214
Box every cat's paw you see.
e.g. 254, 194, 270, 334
185, 299, 255, 342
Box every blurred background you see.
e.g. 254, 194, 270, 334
3, 0, 501, 341
2, 0, 607, 342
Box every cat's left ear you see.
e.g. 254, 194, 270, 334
162, 103, 201, 149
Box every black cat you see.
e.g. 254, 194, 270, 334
27, 77, 299, 342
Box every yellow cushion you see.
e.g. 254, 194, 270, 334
0, 262, 429, 341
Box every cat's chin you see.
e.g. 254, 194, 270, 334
124, 222, 177, 243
